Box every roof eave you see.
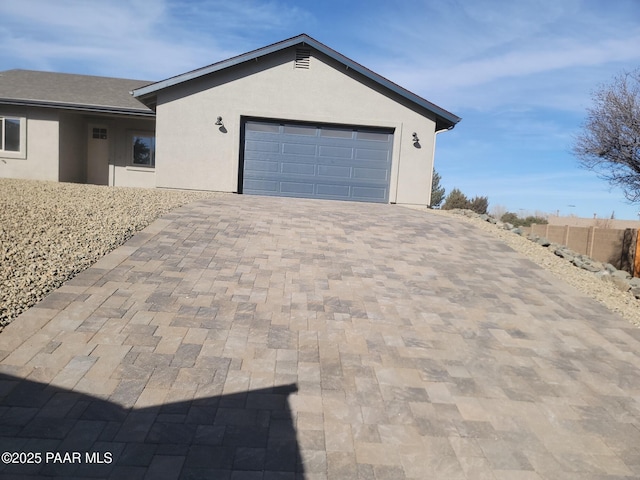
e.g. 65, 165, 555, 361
0, 98, 155, 117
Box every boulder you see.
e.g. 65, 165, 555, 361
572, 258, 586, 270
581, 260, 604, 273
612, 269, 631, 280
628, 277, 640, 288
603, 275, 632, 292
554, 247, 575, 261
535, 237, 551, 247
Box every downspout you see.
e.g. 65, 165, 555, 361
392, 127, 403, 204
429, 126, 453, 207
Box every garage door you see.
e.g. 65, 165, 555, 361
242, 120, 393, 203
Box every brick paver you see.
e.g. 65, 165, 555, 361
1, 195, 640, 479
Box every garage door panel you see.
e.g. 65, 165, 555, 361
356, 131, 392, 142
246, 122, 281, 133
282, 143, 317, 156
246, 140, 281, 153
353, 167, 388, 180
243, 120, 392, 203
316, 184, 351, 197
356, 148, 391, 162
281, 162, 316, 175
283, 124, 316, 136
318, 146, 354, 159
352, 186, 388, 199
244, 159, 279, 173
318, 165, 351, 178
280, 182, 315, 194
321, 128, 354, 139
244, 178, 279, 193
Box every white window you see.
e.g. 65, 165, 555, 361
1, 116, 21, 152
131, 133, 155, 167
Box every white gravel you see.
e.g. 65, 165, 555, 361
418, 208, 640, 328
0, 179, 219, 329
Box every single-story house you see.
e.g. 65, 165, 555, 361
0, 70, 156, 187
0, 34, 460, 205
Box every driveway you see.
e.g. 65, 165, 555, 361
1, 195, 639, 479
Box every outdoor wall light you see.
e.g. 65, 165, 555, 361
412, 132, 419, 143
215, 116, 224, 126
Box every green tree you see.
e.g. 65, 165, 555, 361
501, 212, 520, 225
442, 188, 469, 210
469, 195, 489, 214
501, 212, 548, 227
430, 170, 446, 208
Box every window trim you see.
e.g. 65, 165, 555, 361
129, 131, 156, 168
0, 114, 27, 159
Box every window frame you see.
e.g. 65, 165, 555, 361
129, 131, 156, 168
0, 115, 26, 159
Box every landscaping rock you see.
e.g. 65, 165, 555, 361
554, 247, 575, 262
604, 263, 618, 273
612, 270, 632, 280
569, 256, 604, 273
535, 237, 551, 247
613, 277, 632, 292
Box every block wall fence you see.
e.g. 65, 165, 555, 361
524, 224, 640, 276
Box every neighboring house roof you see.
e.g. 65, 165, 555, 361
0, 69, 155, 116
132, 34, 461, 131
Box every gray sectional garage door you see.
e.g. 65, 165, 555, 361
242, 120, 393, 203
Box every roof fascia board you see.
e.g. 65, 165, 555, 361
0, 98, 155, 117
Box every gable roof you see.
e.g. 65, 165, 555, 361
132, 34, 461, 130
0, 69, 154, 116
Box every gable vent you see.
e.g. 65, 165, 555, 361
295, 48, 311, 69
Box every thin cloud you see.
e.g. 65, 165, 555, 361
356, 1, 640, 112
0, 0, 312, 79
425, 36, 640, 90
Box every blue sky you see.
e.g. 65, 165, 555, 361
1, 0, 640, 218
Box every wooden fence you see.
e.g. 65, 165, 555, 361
524, 224, 640, 276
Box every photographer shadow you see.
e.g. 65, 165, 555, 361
0, 373, 302, 479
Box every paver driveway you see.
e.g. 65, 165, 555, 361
1, 195, 640, 479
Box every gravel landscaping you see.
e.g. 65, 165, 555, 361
0, 179, 219, 329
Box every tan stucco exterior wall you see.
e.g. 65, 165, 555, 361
0, 107, 60, 181
59, 112, 85, 183
153, 47, 438, 205
106, 117, 156, 188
